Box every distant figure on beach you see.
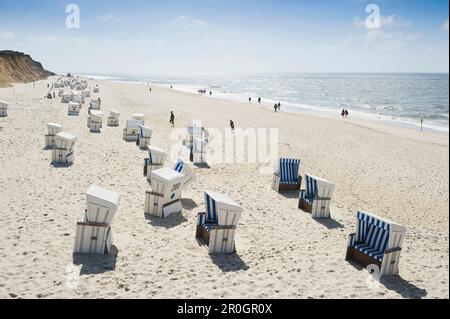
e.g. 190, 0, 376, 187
47, 84, 50, 89
149, 87, 152, 92
277, 102, 281, 111
420, 116, 424, 132
274, 104, 278, 112
98, 97, 102, 105
53, 92, 56, 99
230, 120, 235, 133
210, 91, 212, 96
258, 97, 261, 104
170, 85, 173, 89
341, 109, 345, 117
170, 111, 175, 127
248, 97, 252, 103
345, 109, 349, 118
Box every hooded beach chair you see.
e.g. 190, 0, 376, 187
271, 158, 301, 192
90, 99, 101, 110
58, 89, 64, 97
196, 191, 243, 254
45, 123, 62, 149
346, 211, 407, 278
0, 100, 8, 117
123, 119, 141, 141
74, 185, 121, 255
132, 113, 145, 125
71, 91, 84, 104
136, 125, 153, 149
107, 110, 120, 127
89, 110, 103, 133
143, 146, 168, 180
298, 174, 335, 219
61, 92, 71, 103
93, 86, 100, 93
174, 159, 196, 188
82, 89, 90, 98
144, 168, 185, 218
52, 132, 76, 165
68, 102, 80, 116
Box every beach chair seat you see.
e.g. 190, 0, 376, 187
123, 119, 140, 141
299, 174, 335, 219
144, 168, 185, 218
272, 158, 301, 192
174, 159, 196, 188
73, 222, 112, 255
45, 123, 62, 149
143, 146, 167, 180
89, 110, 103, 133
107, 110, 120, 127
196, 191, 243, 254
346, 211, 407, 277
136, 125, 153, 149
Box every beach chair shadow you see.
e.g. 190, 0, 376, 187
278, 191, 299, 199
181, 198, 198, 211
314, 218, 345, 229
209, 251, 249, 273
380, 276, 428, 299
194, 163, 211, 169
144, 212, 187, 228
72, 245, 118, 275
50, 162, 74, 168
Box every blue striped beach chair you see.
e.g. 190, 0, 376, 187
174, 159, 196, 188
299, 174, 335, 219
143, 146, 167, 179
346, 211, 407, 277
196, 191, 243, 254
136, 124, 153, 149
271, 158, 301, 192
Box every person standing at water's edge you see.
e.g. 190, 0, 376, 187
277, 102, 281, 111
170, 111, 175, 127
274, 104, 278, 112
230, 120, 235, 133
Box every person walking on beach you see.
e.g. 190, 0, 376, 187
274, 103, 278, 112
345, 109, 349, 118
341, 109, 345, 118
258, 97, 261, 104
170, 111, 175, 127
230, 120, 235, 133
277, 102, 281, 111
248, 97, 252, 103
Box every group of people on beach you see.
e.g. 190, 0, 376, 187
341, 109, 349, 118
274, 102, 281, 112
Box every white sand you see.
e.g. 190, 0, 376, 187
0, 77, 448, 299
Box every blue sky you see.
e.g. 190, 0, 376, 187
0, 0, 448, 74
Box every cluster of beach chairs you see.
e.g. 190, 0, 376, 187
271, 157, 407, 277
2, 76, 407, 279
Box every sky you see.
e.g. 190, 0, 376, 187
0, 0, 449, 74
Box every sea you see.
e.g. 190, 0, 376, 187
84, 73, 449, 133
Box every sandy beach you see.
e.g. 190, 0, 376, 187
0, 77, 448, 299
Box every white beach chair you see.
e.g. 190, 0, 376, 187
132, 113, 145, 125
45, 123, 62, 149
174, 159, 196, 188
298, 174, 335, 219
71, 91, 84, 104
68, 102, 80, 116
196, 191, 243, 254
52, 132, 76, 165
271, 158, 301, 192
143, 146, 168, 180
123, 119, 141, 141
89, 110, 103, 133
82, 89, 90, 98
61, 92, 71, 103
58, 89, 64, 97
137, 125, 153, 149
93, 86, 100, 93
0, 100, 8, 117
107, 110, 120, 127
74, 222, 113, 255
144, 168, 185, 218
85, 185, 121, 225
90, 99, 101, 110
346, 211, 407, 278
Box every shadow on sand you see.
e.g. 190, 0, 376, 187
381, 276, 428, 299
144, 212, 187, 228
210, 252, 250, 273
72, 245, 118, 275
194, 163, 211, 169
182, 198, 198, 211
314, 218, 345, 229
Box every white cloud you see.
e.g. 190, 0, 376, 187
0, 31, 16, 40
354, 15, 411, 30
171, 15, 208, 27
443, 18, 449, 31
